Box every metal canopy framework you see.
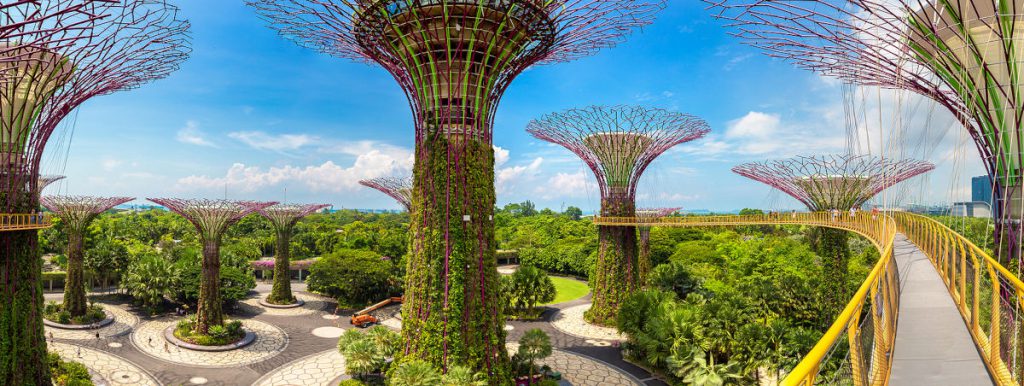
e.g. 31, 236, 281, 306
527, 105, 710, 202
148, 198, 273, 242
733, 154, 935, 211
359, 175, 413, 211
1, 1, 189, 208
37, 174, 63, 192
41, 195, 132, 234
259, 203, 330, 230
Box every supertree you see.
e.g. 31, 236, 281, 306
359, 175, 412, 211
527, 105, 710, 325
733, 154, 934, 319
257, 203, 330, 305
147, 199, 274, 333
704, 0, 1024, 262
41, 196, 132, 317
636, 207, 680, 284
249, 0, 665, 379
0, 2, 187, 382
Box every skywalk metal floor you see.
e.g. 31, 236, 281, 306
889, 234, 993, 386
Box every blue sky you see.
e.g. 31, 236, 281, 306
40, 1, 985, 212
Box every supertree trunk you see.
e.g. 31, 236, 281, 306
196, 238, 223, 334
63, 232, 86, 317
402, 135, 509, 382
0, 191, 49, 384
586, 196, 638, 326
268, 227, 294, 304
638, 227, 653, 285
811, 227, 850, 323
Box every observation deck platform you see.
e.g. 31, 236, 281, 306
889, 234, 992, 386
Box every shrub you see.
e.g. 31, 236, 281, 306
307, 249, 399, 308
338, 380, 368, 386
208, 325, 230, 340
647, 262, 702, 300
175, 264, 255, 306
56, 310, 71, 324
48, 352, 94, 386
173, 318, 245, 346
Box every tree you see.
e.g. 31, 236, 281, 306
121, 254, 178, 313
345, 338, 381, 379
501, 266, 556, 314
84, 238, 129, 292
516, 329, 552, 385
668, 348, 741, 386
387, 360, 441, 386
647, 262, 702, 300
175, 264, 255, 307
563, 206, 583, 221
306, 249, 398, 308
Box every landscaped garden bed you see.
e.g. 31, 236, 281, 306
48, 351, 94, 386
166, 319, 255, 351
43, 302, 113, 330
258, 297, 305, 309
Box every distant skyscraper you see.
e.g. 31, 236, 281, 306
973, 175, 994, 207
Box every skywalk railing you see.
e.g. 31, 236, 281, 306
0, 213, 52, 231
594, 211, 900, 386
893, 212, 1022, 385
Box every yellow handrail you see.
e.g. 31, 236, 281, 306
892, 212, 1021, 385
0, 213, 52, 231
595, 211, 900, 385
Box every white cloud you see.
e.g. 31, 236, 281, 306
177, 144, 413, 193
496, 157, 543, 194
494, 146, 510, 168
229, 130, 317, 152
101, 158, 122, 172
726, 111, 780, 139
537, 171, 591, 199
176, 121, 216, 147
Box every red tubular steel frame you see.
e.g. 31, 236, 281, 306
359, 175, 412, 212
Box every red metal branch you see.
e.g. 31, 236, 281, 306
258, 203, 330, 230
360, 175, 413, 211
147, 198, 276, 241
41, 195, 132, 232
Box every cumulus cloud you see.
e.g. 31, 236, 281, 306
726, 111, 780, 139
176, 121, 216, 147
177, 144, 412, 193
228, 131, 317, 152
537, 171, 591, 199
494, 146, 510, 168
496, 157, 543, 194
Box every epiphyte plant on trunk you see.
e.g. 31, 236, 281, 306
147, 199, 274, 334
257, 203, 330, 305
249, 0, 667, 381
527, 105, 709, 325
41, 195, 133, 317
0, 1, 188, 383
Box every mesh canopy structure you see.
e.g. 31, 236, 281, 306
733, 154, 935, 211
42, 195, 132, 234
1, 1, 189, 209
359, 175, 413, 211
148, 198, 274, 242
259, 203, 330, 230
527, 105, 710, 202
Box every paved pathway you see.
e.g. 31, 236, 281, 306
506, 343, 642, 386
45, 304, 138, 340
252, 349, 346, 386
889, 234, 993, 386
132, 318, 289, 367
50, 342, 159, 386
550, 304, 624, 342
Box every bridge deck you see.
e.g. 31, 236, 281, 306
889, 234, 992, 386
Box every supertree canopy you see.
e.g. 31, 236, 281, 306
359, 175, 412, 211
0, 2, 188, 383
148, 199, 274, 333
250, 1, 665, 379
636, 207, 679, 283
527, 105, 709, 325
38, 174, 64, 192
258, 203, 330, 305
703, 0, 1024, 259
733, 154, 933, 320
732, 154, 936, 212
41, 196, 132, 317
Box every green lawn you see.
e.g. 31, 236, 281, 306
543, 276, 589, 305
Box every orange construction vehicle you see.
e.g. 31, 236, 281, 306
350, 296, 403, 328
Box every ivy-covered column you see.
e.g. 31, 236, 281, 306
638, 226, 653, 285
269, 228, 293, 304
197, 238, 224, 333
812, 226, 850, 321
402, 134, 509, 381
0, 192, 49, 384
587, 195, 638, 325
63, 232, 87, 316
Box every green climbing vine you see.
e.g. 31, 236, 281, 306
585, 196, 638, 326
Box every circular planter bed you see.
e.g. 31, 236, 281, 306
43, 313, 114, 330
163, 326, 256, 352
258, 298, 305, 309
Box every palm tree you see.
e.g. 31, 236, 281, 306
668, 349, 741, 386
121, 255, 178, 313
441, 365, 487, 386
517, 329, 553, 385
366, 325, 401, 359
388, 360, 441, 386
